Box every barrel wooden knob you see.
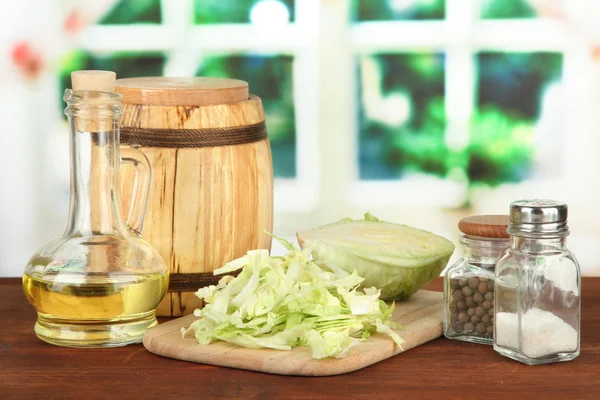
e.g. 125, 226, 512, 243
458, 215, 510, 238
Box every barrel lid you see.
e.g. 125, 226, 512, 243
115, 77, 249, 106
458, 215, 510, 239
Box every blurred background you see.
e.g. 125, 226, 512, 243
2, 0, 600, 277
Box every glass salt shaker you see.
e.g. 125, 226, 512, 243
443, 215, 510, 345
494, 199, 581, 365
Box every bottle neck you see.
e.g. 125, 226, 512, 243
64, 113, 127, 236
509, 235, 567, 253
460, 234, 509, 267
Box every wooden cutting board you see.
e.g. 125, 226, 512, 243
143, 290, 443, 376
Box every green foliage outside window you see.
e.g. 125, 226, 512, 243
358, 53, 446, 179
479, 0, 537, 19
194, 0, 295, 24
99, 0, 161, 24
359, 51, 562, 187
352, 0, 445, 21
98, 0, 298, 25
353, 0, 545, 21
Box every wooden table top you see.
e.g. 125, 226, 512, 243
2, 277, 599, 400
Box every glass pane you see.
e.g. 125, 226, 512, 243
473, 52, 563, 184
358, 53, 446, 180
58, 51, 166, 115
196, 55, 296, 178
352, 0, 445, 21
195, 0, 295, 24
479, 0, 563, 19
99, 0, 161, 24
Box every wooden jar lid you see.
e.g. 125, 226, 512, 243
458, 215, 510, 239
115, 77, 249, 106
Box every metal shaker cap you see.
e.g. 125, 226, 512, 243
508, 199, 569, 236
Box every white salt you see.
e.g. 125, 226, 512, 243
495, 308, 578, 358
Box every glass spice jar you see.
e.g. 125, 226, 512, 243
494, 200, 580, 365
443, 215, 510, 345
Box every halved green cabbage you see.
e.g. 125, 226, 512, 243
297, 213, 455, 300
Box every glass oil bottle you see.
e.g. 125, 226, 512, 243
22, 71, 168, 347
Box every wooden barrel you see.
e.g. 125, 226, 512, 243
115, 77, 273, 316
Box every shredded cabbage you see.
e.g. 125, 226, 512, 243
181, 234, 404, 359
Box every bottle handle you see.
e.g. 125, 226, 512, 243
120, 146, 151, 237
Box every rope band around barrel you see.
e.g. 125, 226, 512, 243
168, 272, 241, 293
120, 121, 267, 148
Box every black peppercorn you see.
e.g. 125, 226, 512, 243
468, 278, 479, 289
485, 292, 493, 302
450, 279, 459, 289
486, 325, 493, 335
467, 307, 475, 316
465, 296, 476, 308
463, 322, 474, 332
450, 302, 458, 313
458, 278, 468, 287
488, 308, 494, 316
462, 286, 474, 297
478, 282, 488, 294
473, 292, 484, 304
470, 315, 480, 324
481, 314, 491, 324
482, 300, 491, 310
458, 312, 469, 323
453, 290, 464, 301
475, 323, 486, 334
475, 306, 485, 317
457, 301, 466, 311
487, 280, 494, 291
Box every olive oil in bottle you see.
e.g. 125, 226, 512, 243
23, 271, 167, 347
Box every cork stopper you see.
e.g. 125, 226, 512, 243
71, 70, 116, 93
458, 215, 510, 239
69, 70, 120, 132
